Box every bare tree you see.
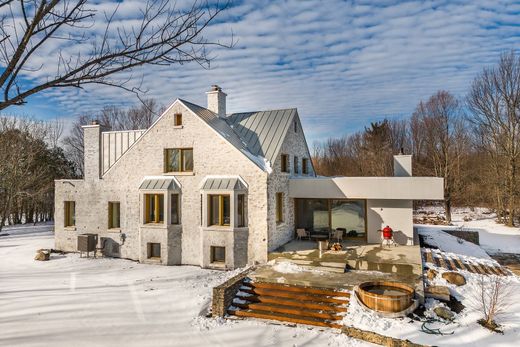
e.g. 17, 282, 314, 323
63, 98, 162, 175
0, 0, 231, 110
412, 91, 468, 223
468, 51, 520, 226
474, 275, 513, 332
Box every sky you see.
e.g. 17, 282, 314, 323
3, 0, 520, 144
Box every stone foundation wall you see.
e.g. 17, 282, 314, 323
212, 267, 254, 317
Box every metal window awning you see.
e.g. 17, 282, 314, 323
139, 177, 180, 190
202, 177, 247, 191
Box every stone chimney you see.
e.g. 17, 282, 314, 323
82, 120, 102, 180
206, 85, 227, 118
393, 153, 412, 177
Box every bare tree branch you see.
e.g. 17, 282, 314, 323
0, 0, 232, 110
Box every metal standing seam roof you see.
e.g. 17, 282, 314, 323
139, 178, 180, 190
202, 177, 247, 190
179, 99, 297, 170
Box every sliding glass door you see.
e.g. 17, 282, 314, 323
330, 200, 366, 238
295, 198, 366, 240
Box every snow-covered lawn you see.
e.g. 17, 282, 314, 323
416, 207, 520, 254
0, 224, 363, 347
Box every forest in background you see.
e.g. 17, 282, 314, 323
1, 52, 519, 229
313, 52, 520, 227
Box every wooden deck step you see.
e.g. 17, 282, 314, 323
239, 287, 349, 304
446, 257, 459, 271
479, 264, 494, 275
236, 294, 348, 312
228, 308, 343, 329
453, 257, 469, 271
247, 281, 351, 298
462, 260, 478, 274
234, 302, 343, 320
436, 254, 448, 269
423, 249, 435, 264
471, 262, 484, 274
495, 266, 510, 276
486, 265, 502, 276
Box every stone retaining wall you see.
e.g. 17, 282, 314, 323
212, 267, 254, 317
342, 326, 429, 347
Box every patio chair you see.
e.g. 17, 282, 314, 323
329, 228, 344, 243
296, 228, 310, 240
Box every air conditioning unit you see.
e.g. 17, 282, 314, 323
77, 233, 98, 257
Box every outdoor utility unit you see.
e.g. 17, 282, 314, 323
77, 233, 98, 257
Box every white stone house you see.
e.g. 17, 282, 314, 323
54, 86, 443, 270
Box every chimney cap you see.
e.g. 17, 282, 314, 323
210, 84, 222, 92
91, 120, 100, 126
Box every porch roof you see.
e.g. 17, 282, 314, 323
288, 176, 444, 200
139, 177, 180, 190
201, 176, 247, 191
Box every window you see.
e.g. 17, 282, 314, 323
294, 156, 299, 174
209, 194, 230, 226
211, 246, 225, 263
276, 192, 284, 223
164, 148, 193, 172
302, 158, 308, 175
64, 201, 75, 227
147, 243, 161, 259
281, 154, 289, 173
294, 120, 298, 132
237, 194, 246, 227
144, 194, 164, 224
171, 194, 180, 224
108, 202, 120, 229
174, 113, 182, 126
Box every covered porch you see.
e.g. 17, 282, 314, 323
288, 174, 444, 245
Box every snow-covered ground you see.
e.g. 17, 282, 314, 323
2, 212, 520, 347
416, 206, 520, 254
0, 224, 365, 347
342, 224, 520, 346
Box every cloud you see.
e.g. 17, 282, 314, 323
3, 0, 520, 144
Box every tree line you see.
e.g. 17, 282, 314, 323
313, 52, 520, 227
0, 100, 161, 230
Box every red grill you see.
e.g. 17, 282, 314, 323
382, 226, 393, 240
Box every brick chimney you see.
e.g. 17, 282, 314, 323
82, 120, 102, 180
206, 85, 227, 118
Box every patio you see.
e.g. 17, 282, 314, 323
251, 239, 424, 300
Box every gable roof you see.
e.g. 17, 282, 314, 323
179, 99, 297, 171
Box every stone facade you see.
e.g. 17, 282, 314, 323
54, 93, 312, 269
267, 115, 315, 252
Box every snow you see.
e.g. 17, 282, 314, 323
0, 224, 366, 347
416, 206, 520, 254
272, 261, 305, 274
418, 228, 491, 259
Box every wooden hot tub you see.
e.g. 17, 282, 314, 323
357, 281, 415, 313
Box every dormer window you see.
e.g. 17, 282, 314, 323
281, 154, 289, 173
174, 113, 182, 126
